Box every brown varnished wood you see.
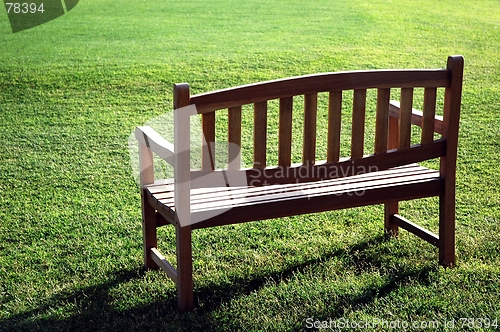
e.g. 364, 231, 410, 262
142, 188, 158, 269
138, 141, 154, 188
384, 202, 399, 236
176, 224, 193, 311
392, 214, 439, 246
156, 211, 173, 227
148, 165, 442, 232
351, 89, 367, 159
174, 83, 190, 110
187, 139, 445, 187
136, 126, 175, 165
153, 164, 431, 207
173, 84, 192, 228
422, 87, 438, 144
399, 88, 414, 149
139, 57, 464, 311
389, 101, 443, 134
388, 114, 399, 150
375, 88, 390, 154
253, 101, 267, 169
279, 97, 293, 167
190, 70, 450, 113
327, 91, 342, 163
173, 83, 194, 311
202, 112, 216, 171
383, 89, 399, 236
245, 139, 445, 185
192, 177, 443, 230
228, 106, 242, 170
185, 167, 438, 208
189, 176, 440, 216
439, 55, 464, 267
151, 248, 178, 283
303, 93, 318, 165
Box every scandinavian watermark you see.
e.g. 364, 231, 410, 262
129, 104, 379, 227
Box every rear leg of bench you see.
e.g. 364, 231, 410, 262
384, 201, 399, 237
176, 224, 194, 311
142, 191, 158, 270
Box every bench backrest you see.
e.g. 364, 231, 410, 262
173, 56, 463, 187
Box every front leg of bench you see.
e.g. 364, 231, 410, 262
176, 224, 194, 311
142, 193, 159, 270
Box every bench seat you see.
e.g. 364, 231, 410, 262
146, 164, 442, 230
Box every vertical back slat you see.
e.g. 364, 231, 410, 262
399, 88, 414, 149
421, 87, 437, 144
228, 106, 242, 170
253, 101, 267, 169
327, 91, 342, 163
303, 93, 318, 165
202, 112, 216, 170
279, 97, 293, 167
351, 89, 366, 159
375, 88, 391, 154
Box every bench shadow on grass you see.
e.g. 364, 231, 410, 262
1, 235, 437, 331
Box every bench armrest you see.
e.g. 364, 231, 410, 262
388, 100, 443, 134
135, 126, 175, 165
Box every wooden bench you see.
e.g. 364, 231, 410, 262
135, 55, 464, 311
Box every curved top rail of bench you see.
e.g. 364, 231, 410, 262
189, 69, 451, 114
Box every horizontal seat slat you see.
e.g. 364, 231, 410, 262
191, 179, 443, 229
147, 164, 431, 198
146, 164, 441, 229
154, 170, 436, 211
188, 172, 438, 212
186, 166, 436, 206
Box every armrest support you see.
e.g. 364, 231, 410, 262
389, 100, 443, 134
135, 126, 175, 165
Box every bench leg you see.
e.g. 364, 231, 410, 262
384, 201, 399, 237
439, 194, 455, 267
176, 224, 194, 311
142, 190, 158, 270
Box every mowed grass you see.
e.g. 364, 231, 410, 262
1, 0, 500, 331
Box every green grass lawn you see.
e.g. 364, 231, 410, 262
1, 0, 500, 331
